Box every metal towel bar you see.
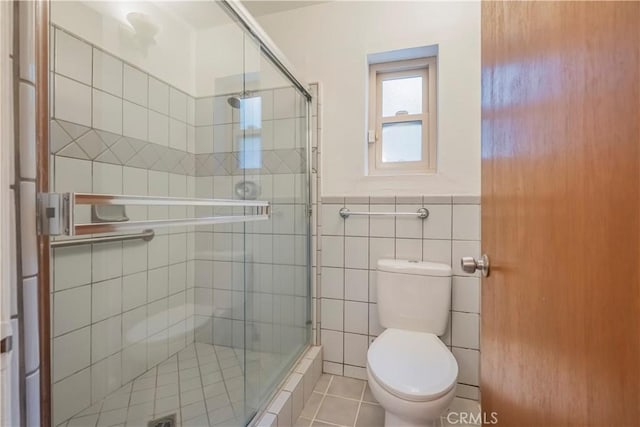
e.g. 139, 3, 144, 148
51, 229, 155, 248
38, 192, 271, 237
339, 207, 429, 219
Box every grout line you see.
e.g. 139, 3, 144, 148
351, 383, 367, 427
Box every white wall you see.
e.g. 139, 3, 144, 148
256, 1, 481, 196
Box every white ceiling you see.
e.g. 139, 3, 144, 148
241, 1, 329, 17
154, 1, 329, 31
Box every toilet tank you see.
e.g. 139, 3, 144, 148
376, 259, 452, 335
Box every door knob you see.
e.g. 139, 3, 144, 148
460, 254, 490, 277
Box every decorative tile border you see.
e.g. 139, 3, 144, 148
51, 119, 197, 175
51, 117, 307, 177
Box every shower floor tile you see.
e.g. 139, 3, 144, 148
64, 343, 271, 427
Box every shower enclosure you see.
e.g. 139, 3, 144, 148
41, 1, 311, 425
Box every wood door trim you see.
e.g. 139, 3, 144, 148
35, 0, 51, 425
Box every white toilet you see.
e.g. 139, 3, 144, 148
367, 259, 458, 427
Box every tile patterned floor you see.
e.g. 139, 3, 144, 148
64, 343, 255, 427
295, 375, 481, 427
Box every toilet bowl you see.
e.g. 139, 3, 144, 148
368, 260, 457, 426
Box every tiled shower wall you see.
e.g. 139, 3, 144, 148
316, 196, 482, 401
50, 26, 199, 425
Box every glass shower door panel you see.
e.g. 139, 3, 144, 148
242, 33, 311, 421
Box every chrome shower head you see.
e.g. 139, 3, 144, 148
227, 95, 242, 109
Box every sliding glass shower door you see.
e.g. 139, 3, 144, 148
47, 1, 311, 426
242, 32, 311, 420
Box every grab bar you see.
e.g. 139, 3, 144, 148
51, 229, 155, 248
38, 192, 271, 237
339, 207, 429, 219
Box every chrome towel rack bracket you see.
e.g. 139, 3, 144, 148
339, 207, 429, 220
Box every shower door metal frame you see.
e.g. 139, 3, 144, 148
34, 0, 50, 425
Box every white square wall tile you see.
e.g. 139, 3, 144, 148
422, 239, 452, 265
148, 110, 169, 146
92, 277, 122, 323
321, 329, 343, 363
93, 49, 122, 96
452, 312, 480, 350
123, 64, 148, 106
321, 267, 343, 299
344, 269, 368, 302
54, 75, 91, 126
321, 298, 343, 331
22, 277, 39, 373
452, 276, 481, 314
396, 238, 422, 261
321, 236, 344, 268
53, 285, 91, 337
148, 267, 169, 302
123, 101, 148, 140
92, 242, 123, 282
19, 182, 37, 277
213, 95, 232, 125
368, 303, 384, 336
91, 353, 122, 403
320, 204, 344, 236
187, 96, 195, 125
25, 370, 39, 426
122, 272, 147, 311
55, 156, 92, 192
452, 347, 479, 386
91, 315, 122, 362
195, 97, 213, 126
273, 118, 296, 150
54, 246, 92, 291
52, 368, 91, 426
195, 126, 213, 154
212, 124, 232, 153
369, 237, 394, 269
369, 205, 395, 238
93, 89, 122, 134
344, 204, 369, 236
344, 301, 368, 334
344, 332, 368, 367
273, 87, 296, 119
396, 204, 423, 239
19, 82, 36, 179
149, 76, 169, 114
345, 237, 368, 269
169, 118, 187, 151
93, 162, 122, 195
423, 204, 452, 240
453, 204, 481, 241
169, 88, 187, 121
55, 29, 91, 85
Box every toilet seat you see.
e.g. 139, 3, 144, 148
367, 328, 458, 403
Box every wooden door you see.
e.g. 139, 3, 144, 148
481, 2, 640, 426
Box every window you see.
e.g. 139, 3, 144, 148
368, 57, 437, 175
238, 96, 262, 170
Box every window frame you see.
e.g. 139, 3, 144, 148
368, 56, 437, 175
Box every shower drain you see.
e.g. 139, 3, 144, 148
148, 414, 176, 427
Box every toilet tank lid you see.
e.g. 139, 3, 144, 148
377, 259, 452, 277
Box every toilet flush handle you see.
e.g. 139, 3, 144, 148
460, 255, 490, 277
